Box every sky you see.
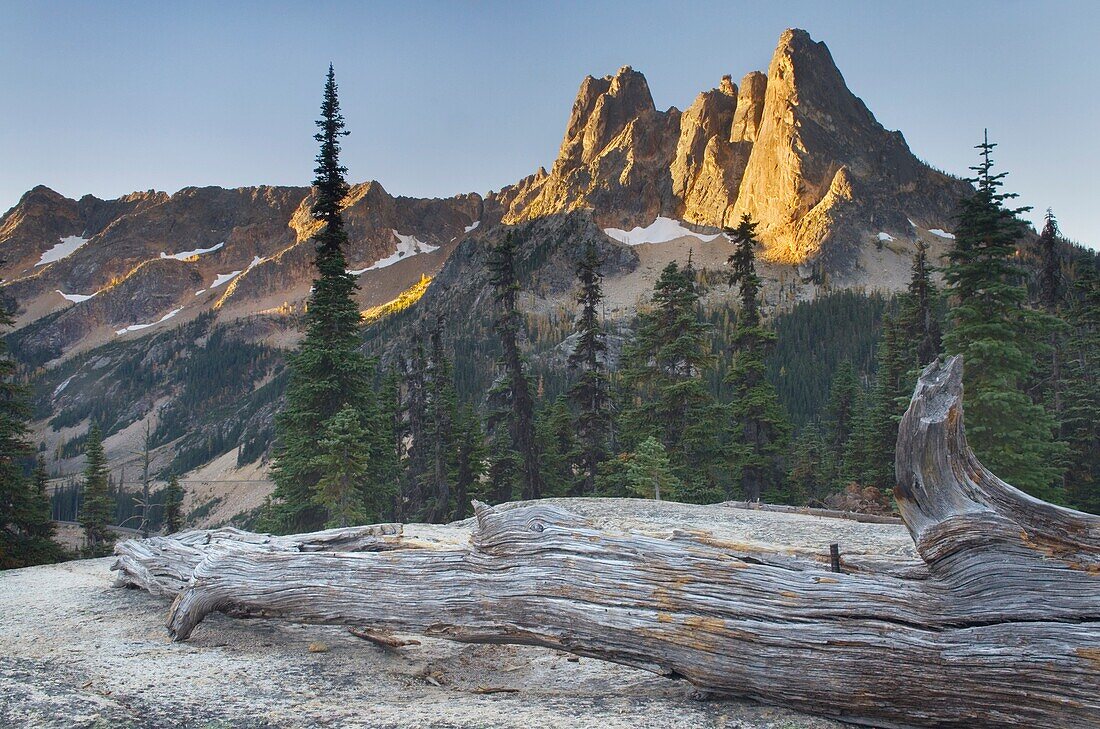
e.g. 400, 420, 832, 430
2, 1, 1098, 248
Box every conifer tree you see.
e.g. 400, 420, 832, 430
823, 360, 862, 489
861, 241, 944, 492
24, 456, 60, 563
566, 239, 612, 495
312, 405, 372, 528
623, 436, 681, 501
0, 303, 61, 567
786, 422, 828, 504
723, 215, 791, 502
900, 239, 942, 369
450, 405, 486, 521
80, 424, 115, 556
621, 258, 724, 499
942, 133, 1066, 498
399, 340, 429, 517
162, 474, 183, 535
269, 65, 381, 531
487, 231, 543, 501
536, 397, 576, 497
422, 319, 457, 522
1035, 210, 1066, 427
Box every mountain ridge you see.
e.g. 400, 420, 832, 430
2, 28, 988, 519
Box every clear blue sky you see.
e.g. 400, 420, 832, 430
2, 1, 1097, 247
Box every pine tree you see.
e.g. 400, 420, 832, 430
862, 241, 944, 493
566, 239, 611, 495
80, 424, 115, 556
723, 215, 791, 502
487, 231, 543, 501
1035, 210, 1066, 430
450, 405, 486, 521
399, 339, 430, 518
942, 133, 1067, 498
536, 396, 576, 497
162, 474, 183, 535
269, 65, 381, 531
621, 258, 724, 499
823, 360, 862, 490
422, 318, 457, 522
0, 304, 61, 568
623, 436, 682, 501
786, 422, 829, 504
901, 239, 942, 369
312, 405, 372, 528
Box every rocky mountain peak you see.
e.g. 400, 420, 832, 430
730, 71, 767, 143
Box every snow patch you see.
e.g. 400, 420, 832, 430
210, 270, 243, 289
928, 229, 956, 240
194, 289, 206, 296
53, 375, 74, 398
351, 230, 440, 274
877, 232, 896, 242
464, 220, 480, 233
57, 290, 97, 303
908, 218, 917, 227
160, 242, 224, 260
603, 217, 721, 246
247, 255, 264, 269
115, 307, 184, 336
37, 236, 90, 266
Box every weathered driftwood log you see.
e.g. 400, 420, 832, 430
112, 357, 1100, 728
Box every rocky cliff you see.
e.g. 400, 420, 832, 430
499, 29, 969, 265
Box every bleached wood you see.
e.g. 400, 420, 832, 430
112, 356, 1100, 728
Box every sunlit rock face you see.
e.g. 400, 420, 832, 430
499, 28, 968, 265
503, 65, 680, 229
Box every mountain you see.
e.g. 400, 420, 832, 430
2, 28, 980, 525
500, 29, 969, 265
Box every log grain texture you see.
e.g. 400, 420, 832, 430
113, 357, 1100, 728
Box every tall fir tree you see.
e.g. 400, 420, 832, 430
861, 243, 944, 493
23, 456, 60, 563
487, 231, 544, 501
80, 424, 115, 557
422, 318, 457, 522
786, 421, 829, 505
269, 65, 383, 531
450, 405, 486, 521
162, 474, 183, 535
621, 258, 724, 500
1035, 210, 1066, 431
1, 304, 61, 568
942, 132, 1066, 499
566, 238, 612, 495
723, 215, 791, 502
536, 396, 576, 497
823, 360, 862, 490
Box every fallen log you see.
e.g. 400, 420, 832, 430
112, 356, 1099, 728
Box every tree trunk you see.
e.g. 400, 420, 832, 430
113, 356, 1099, 728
